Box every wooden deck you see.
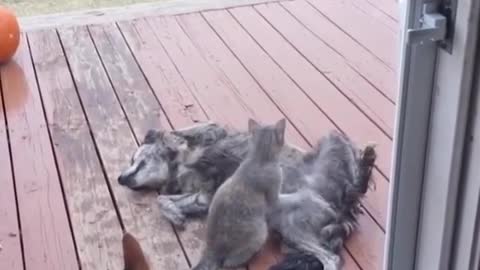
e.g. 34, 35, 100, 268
0, 0, 399, 269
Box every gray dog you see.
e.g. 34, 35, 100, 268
118, 121, 376, 270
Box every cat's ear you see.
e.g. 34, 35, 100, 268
248, 118, 260, 133
274, 118, 286, 144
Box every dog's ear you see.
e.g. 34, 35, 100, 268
123, 232, 149, 270
143, 129, 163, 145
172, 131, 195, 148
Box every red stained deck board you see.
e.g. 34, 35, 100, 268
144, 15, 305, 150
361, 0, 400, 21
28, 29, 125, 270
153, 13, 309, 149
117, 19, 209, 128
307, 0, 399, 70
88, 23, 170, 137
0, 74, 23, 270
280, 0, 397, 102
256, 2, 395, 136
203, 9, 385, 270
57, 25, 190, 270
203, 10, 345, 145
349, 0, 398, 31
231, 5, 393, 174
0, 34, 79, 270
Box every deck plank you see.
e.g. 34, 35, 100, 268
349, 0, 398, 31
361, 0, 400, 21
230, 5, 390, 227
203, 9, 385, 269
203, 10, 344, 145
149, 14, 309, 148
117, 19, 208, 128
257, 2, 395, 134
88, 23, 170, 137
145, 15, 305, 151
28, 29, 125, 270
280, 0, 397, 102
57, 25, 190, 270
0, 34, 79, 270
307, 0, 398, 70
0, 75, 23, 270
233, 5, 393, 172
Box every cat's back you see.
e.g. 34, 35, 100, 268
206, 174, 267, 245
209, 172, 266, 214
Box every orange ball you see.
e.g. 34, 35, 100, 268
0, 6, 20, 64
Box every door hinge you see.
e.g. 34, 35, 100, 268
406, 0, 456, 53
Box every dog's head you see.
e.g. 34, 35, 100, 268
118, 129, 183, 191
123, 232, 149, 270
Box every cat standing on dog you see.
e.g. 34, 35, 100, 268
193, 119, 286, 270
118, 120, 376, 270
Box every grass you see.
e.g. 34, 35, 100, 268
3, 0, 165, 16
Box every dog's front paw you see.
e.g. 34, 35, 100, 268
157, 196, 187, 228
323, 254, 342, 270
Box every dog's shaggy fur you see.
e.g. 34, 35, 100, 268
118, 122, 376, 270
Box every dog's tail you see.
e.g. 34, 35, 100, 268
269, 251, 324, 270
351, 142, 377, 196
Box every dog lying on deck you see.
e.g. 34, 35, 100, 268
118, 121, 376, 270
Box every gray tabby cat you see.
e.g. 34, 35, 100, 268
192, 119, 286, 270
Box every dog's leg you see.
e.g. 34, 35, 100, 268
157, 194, 189, 227
157, 191, 212, 226
269, 193, 342, 270
282, 236, 341, 270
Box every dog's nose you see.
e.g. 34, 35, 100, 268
118, 174, 129, 186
